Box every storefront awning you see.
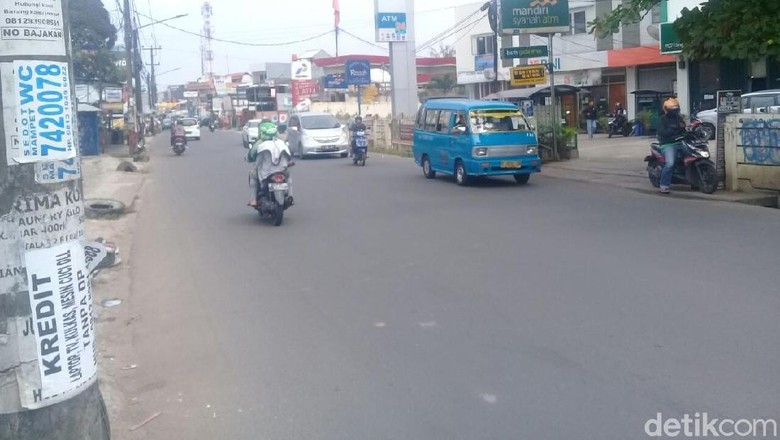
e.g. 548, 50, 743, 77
608, 46, 676, 68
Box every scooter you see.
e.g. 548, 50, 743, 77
352, 131, 368, 166
209, 121, 216, 132
607, 113, 632, 138
644, 126, 717, 194
253, 164, 295, 226
171, 135, 187, 155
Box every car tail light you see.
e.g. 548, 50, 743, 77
272, 174, 285, 183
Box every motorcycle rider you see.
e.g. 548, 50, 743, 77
656, 98, 687, 194
170, 120, 186, 147
247, 122, 293, 207
349, 115, 367, 157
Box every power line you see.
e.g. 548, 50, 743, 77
417, 12, 487, 54
416, 5, 484, 53
338, 28, 388, 52
135, 11, 334, 47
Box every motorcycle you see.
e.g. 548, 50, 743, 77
171, 135, 187, 155
253, 163, 295, 226
209, 121, 216, 132
607, 113, 632, 138
352, 130, 368, 166
644, 124, 717, 194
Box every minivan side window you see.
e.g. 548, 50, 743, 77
415, 108, 425, 129
437, 111, 452, 133
424, 109, 439, 131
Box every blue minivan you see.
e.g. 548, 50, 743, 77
413, 99, 542, 185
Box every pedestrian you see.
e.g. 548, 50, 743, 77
583, 101, 597, 139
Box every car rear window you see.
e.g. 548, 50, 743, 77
247, 121, 260, 128
182, 119, 197, 126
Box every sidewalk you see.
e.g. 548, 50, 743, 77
543, 134, 779, 207
81, 136, 158, 436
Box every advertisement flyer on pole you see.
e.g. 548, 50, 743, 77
2, 60, 77, 164
20, 241, 97, 408
0, 0, 67, 57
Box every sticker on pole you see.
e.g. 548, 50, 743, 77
10, 60, 76, 163
35, 158, 82, 183
20, 242, 97, 408
0, 0, 67, 57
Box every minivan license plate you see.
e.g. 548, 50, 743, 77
500, 161, 522, 169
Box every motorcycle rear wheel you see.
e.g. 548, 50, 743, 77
273, 204, 284, 226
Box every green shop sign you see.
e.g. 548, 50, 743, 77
660, 23, 683, 54
502, 45, 549, 59
500, 0, 571, 34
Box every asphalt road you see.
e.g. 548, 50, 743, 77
124, 129, 780, 439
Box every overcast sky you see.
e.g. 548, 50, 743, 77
114, 0, 485, 89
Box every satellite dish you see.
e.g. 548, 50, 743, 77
483, 69, 495, 80
647, 24, 660, 41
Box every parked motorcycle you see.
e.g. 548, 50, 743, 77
607, 113, 632, 138
253, 164, 294, 226
171, 135, 187, 155
644, 126, 717, 194
352, 130, 368, 166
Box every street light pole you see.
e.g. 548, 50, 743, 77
123, 0, 137, 155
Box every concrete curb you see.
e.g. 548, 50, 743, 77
542, 163, 778, 208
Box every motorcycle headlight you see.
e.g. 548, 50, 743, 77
700, 151, 710, 158
526, 145, 538, 155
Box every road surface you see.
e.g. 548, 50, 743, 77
119, 129, 780, 439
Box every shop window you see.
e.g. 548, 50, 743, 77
651, 4, 661, 24
570, 11, 586, 35
473, 35, 494, 55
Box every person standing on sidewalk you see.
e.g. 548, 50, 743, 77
583, 101, 598, 139
656, 98, 687, 194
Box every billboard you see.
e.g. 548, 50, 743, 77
501, 0, 571, 34
291, 59, 312, 80
345, 60, 371, 86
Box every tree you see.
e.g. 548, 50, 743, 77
68, 0, 120, 82
426, 74, 457, 94
588, 0, 780, 61
428, 43, 456, 58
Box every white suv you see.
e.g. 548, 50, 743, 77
181, 118, 201, 141
695, 89, 780, 139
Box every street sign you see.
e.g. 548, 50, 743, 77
716, 90, 742, 189
500, 0, 571, 34
502, 45, 549, 59
376, 12, 407, 42
323, 74, 348, 89
345, 60, 371, 86
660, 23, 683, 55
510, 65, 548, 86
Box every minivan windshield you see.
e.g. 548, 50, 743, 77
469, 110, 530, 133
301, 115, 341, 130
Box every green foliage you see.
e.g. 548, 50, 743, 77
589, 0, 780, 61
428, 43, 456, 58
68, 0, 120, 82
426, 74, 457, 93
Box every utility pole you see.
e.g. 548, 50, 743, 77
548, 33, 558, 160
144, 46, 161, 132
133, 28, 144, 141
0, 1, 110, 438
123, 0, 137, 155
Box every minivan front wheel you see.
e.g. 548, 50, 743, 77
422, 155, 436, 179
454, 160, 470, 186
